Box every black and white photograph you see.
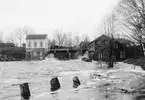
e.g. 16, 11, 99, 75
0, 0, 145, 100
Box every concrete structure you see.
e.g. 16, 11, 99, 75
25, 34, 48, 60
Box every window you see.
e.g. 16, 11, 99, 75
114, 44, 118, 49
97, 41, 101, 44
40, 42, 43, 47
28, 42, 31, 47
105, 40, 109, 44
34, 42, 37, 47
120, 52, 125, 59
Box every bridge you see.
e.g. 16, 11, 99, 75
49, 48, 80, 53
48, 47, 80, 59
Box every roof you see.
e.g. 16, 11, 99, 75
80, 41, 90, 46
115, 38, 132, 44
26, 34, 47, 40
88, 35, 110, 45
89, 34, 133, 45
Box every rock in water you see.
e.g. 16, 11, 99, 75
20, 83, 30, 99
50, 77, 61, 91
73, 76, 81, 88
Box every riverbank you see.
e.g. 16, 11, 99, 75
124, 57, 145, 70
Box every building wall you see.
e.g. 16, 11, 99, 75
88, 35, 140, 61
88, 41, 128, 61
26, 39, 47, 49
88, 42, 95, 52
26, 38, 49, 60
25, 48, 46, 60
44, 36, 49, 49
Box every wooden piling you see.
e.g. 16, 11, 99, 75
50, 77, 60, 91
20, 83, 30, 99
73, 76, 81, 88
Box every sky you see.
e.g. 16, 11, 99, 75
0, 0, 120, 41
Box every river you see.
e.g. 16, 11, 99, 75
0, 58, 144, 100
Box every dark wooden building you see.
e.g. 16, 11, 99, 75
88, 35, 135, 61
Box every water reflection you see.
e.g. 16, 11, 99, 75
21, 97, 30, 100
51, 92, 59, 100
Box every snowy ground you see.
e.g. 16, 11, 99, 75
0, 57, 145, 100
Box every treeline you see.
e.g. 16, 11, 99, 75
2, 26, 90, 48
48, 29, 90, 48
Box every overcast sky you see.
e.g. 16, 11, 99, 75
0, 0, 120, 41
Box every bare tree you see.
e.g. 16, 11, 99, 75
82, 34, 90, 42
54, 29, 67, 46
23, 26, 35, 35
118, 0, 145, 56
15, 26, 35, 47
47, 39, 52, 48
64, 32, 73, 47
46, 38, 56, 48
100, 12, 119, 68
73, 35, 81, 47
22, 26, 35, 43
15, 28, 23, 47
54, 30, 81, 47
8, 36, 16, 44
104, 12, 118, 37
51, 39, 56, 46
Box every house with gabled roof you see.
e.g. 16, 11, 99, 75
25, 34, 49, 60
88, 35, 134, 61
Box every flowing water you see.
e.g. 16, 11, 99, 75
0, 58, 143, 100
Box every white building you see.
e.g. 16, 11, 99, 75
25, 34, 48, 60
